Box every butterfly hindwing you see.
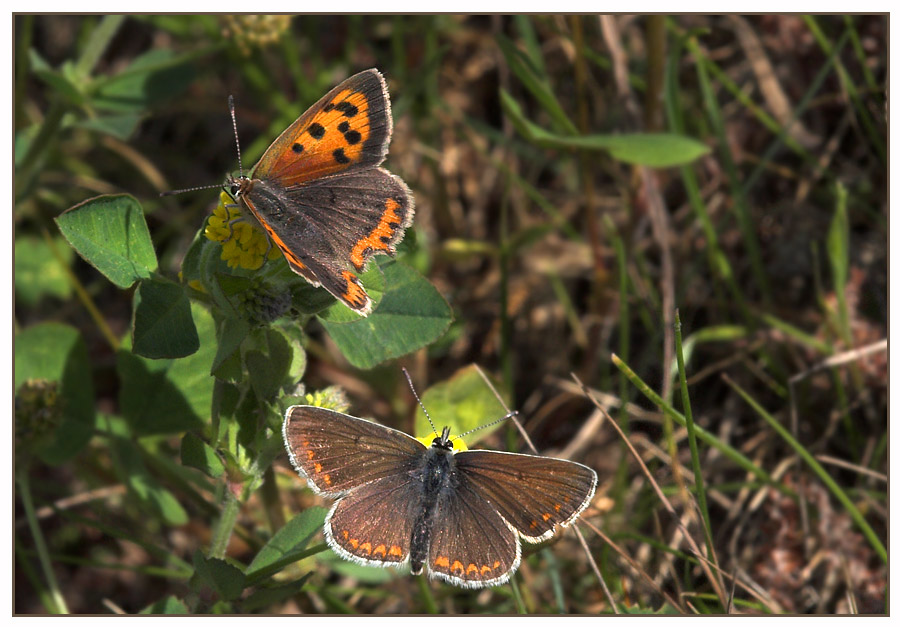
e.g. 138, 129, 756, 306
283, 406, 425, 496
291, 168, 414, 272
324, 473, 420, 569
454, 450, 597, 542
253, 69, 392, 186
424, 470, 520, 588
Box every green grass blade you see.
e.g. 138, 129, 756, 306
725, 375, 886, 564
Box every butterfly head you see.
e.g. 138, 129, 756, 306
431, 426, 454, 451
225, 172, 253, 200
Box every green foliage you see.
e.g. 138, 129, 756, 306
132, 278, 199, 358
181, 432, 225, 478
140, 596, 190, 614
14, 236, 74, 305
117, 303, 217, 436
14, 323, 95, 465
54, 195, 158, 288
318, 261, 453, 369
246, 507, 327, 579
111, 436, 189, 526
414, 364, 510, 444
192, 552, 246, 602
501, 89, 710, 167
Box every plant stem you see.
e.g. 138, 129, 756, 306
17, 472, 69, 614
208, 490, 240, 560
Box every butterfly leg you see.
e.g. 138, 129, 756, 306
222, 202, 246, 244
262, 231, 273, 260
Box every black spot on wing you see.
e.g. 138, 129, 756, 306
308, 123, 325, 140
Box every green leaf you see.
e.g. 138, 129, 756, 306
247, 507, 327, 577
245, 328, 294, 403
111, 437, 188, 526
290, 281, 344, 315
132, 278, 199, 359
180, 433, 224, 478
140, 596, 189, 614
211, 316, 250, 380
277, 322, 307, 384
117, 303, 216, 436
92, 48, 196, 112
14, 235, 74, 306
29, 49, 85, 106
307, 263, 386, 323
76, 113, 142, 140
565, 133, 711, 168
501, 89, 709, 167
192, 552, 246, 602
73, 15, 126, 79
414, 365, 510, 445
319, 550, 397, 584
55, 194, 158, 288
318, 261, 452, 369
15, 125, 39, 168
242, 575, 312, 612
179, 231, 211, 287
14, 323, 96, 465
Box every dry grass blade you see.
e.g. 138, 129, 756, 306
578, 517, 684, 612
571, 373, 727, 608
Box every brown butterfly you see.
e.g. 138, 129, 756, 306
283, 405, 597, 588
231, 69, 414, 316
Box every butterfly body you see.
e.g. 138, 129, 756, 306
233, 69, 414, 316
408, 427, 457, 575
284, 406, 597, 589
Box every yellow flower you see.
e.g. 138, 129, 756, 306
415, 433, 469, 452
205, 191, 280, 271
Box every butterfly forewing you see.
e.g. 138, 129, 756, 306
425, 474, 520, 588
283, 406, 425, 496
325, 473, 420, 568
455, 450, 597, 542
253, 69, 392, 186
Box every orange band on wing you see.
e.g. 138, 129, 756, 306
350, 198, 403, 270
242, 199, 307, 271
340, 270, 369, 310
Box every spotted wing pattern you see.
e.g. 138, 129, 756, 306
253, 69, 392, 186
238, 69, 413, 316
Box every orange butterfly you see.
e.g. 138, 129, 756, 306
231, 69, 414, 316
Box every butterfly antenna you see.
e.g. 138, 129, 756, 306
402, 367, 439, 438
228, 95, 244, 179
453, 411, 519, 441
159, 181, 228, 197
